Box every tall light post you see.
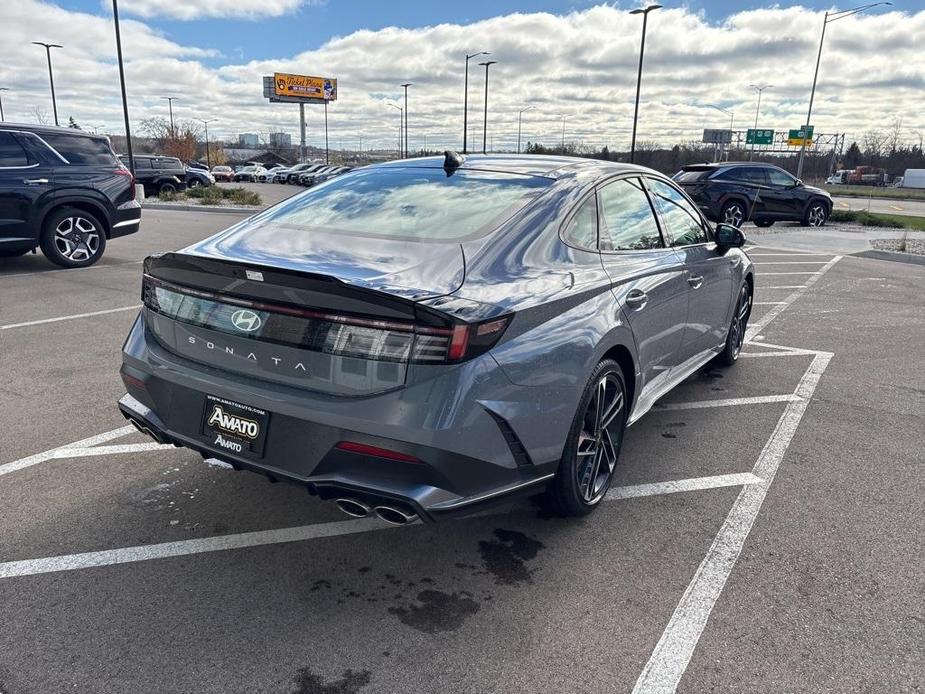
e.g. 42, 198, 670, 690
32, 42, 62, 126
161, 96, 178, 136
198, 118, 214, 168
0, 88, 8, 122
388, 103, 403, 157
629, 4, 661, 163
400, 83, 412, 158
708, 104, 734, 161
517, 105, 534, 154
463, 51, 490, 153
796, 2, 891, 178
112, 0, 134, 174
478, 61, 496, 154
748, 84, 771, 160
560, 114, 571, 149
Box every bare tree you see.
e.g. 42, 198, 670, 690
30, 106, 50, 124
886, 117, 903, 154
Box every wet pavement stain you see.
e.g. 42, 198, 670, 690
478, 528, 544, 586
388, 589, 480, 633
292, 668, 371, 694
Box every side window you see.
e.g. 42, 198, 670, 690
41, 134, 118, 166
767, 168, 796, 187
561, 195, 598, 250
0, 132, 31, 167
647, 178, 711, 247
598, 177, 664, 251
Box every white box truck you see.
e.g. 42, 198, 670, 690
898, 169, 925, 189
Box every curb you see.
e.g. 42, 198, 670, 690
853, 249, 925, 266
140, 202, 263, 214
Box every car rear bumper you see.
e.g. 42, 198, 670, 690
119, 312, 565, 521
110, 201, 142, 238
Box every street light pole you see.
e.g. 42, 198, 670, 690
199, 119, 213, 168
478, 61, 496, 155
796, 2, 891, 178
32, 42, 62, 126
517, 105, 534, 154
708, 105, 734, 161
388, 103, 403, 157
0, 88, 7, 122
400, 83, 412, 158
463, 51, 489, 154
560, 114, 571, 149
748, 84, 771, 160
629, 5, 661, 163
161, 96, 178, 136
111, 0, 134, 175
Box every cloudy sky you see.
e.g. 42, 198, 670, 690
1, 1, 922, 152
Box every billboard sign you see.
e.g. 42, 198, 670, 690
702, 129, 733, 145
746, 129, 774, 145
269, 73, 337, 103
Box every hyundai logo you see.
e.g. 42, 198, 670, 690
230, 309, 262, 332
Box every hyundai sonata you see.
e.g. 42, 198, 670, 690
118, 153, 753, 524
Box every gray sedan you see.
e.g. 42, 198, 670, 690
118, 153, 753, 524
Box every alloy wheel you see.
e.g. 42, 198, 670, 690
54, 216, 100, 262
574, 373, 625, 503
723, 203, 745, 227
729, 284, 751, 359
808, 204, 827, 227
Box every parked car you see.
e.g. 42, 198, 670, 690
283, 162, 324, 184
120, 154, 187, 197
0, 123, 140, 267
233, 165, 267, 183
118, 153, 753, 524
185, 160, 209, 171
186, 167, 215, 188
825, 170, 850, 185
211, 165, 234, 182
673, 162, 832, 228
309, 166, 352, 186
257, 166, 288, 183
298, 165, 342, 186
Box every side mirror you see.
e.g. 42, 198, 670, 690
793, 178, 803, 187
715, 223, 746, 250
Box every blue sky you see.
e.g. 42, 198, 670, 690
66, 0, 849, 65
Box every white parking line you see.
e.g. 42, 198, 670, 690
0, 425, 135, 477
760, 285, 809, 290
632, 351, 832, 694
752, 301, 787, 306
51, 442, 171, 458
746, 256, 842, 341
0, 305, 141, 331
655, 394, 799, 411
758, 271, 819, 275
748, 253, 833, 257
751, 261, 829, 265
0, 472, 765, 580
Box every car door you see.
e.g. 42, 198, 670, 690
645, 176, 736, 367
763, 166, 802, 219
0, 130, 53, 248
596, 176, 689, 399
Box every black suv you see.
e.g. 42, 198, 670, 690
673, 162, 832, 228
0, 124, 140, 268
120, 154, 188, 197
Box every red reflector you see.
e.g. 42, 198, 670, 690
335, 441, 419, 463
447, 324, 470, 360
120, 371, 147, 393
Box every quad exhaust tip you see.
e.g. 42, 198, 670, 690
373, 505, 418, 526
335, 498, 371, 518
333, 498, 419, 525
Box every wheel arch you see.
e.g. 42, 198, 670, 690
720, 193, 751, 217
40, 198, 111, 238
599, 343, 637, 418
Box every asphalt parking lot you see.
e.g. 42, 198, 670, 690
0, 210, 922, 693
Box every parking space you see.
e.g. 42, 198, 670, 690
0, 214, 922, 693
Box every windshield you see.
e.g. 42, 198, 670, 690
260, 166, 551, 241
674, 169, 712, 183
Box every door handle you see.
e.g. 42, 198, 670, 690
23, 178, 49, 185
688, 275, 704, 289
625, 289, 648, 310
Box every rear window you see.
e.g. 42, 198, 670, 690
0, 132, 31, 167
674, 169, 713, 183
155, 158, 183, 169
42, 133, 118, 166
261, 167, 551, 241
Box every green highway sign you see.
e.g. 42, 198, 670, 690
746, 128, 774, 145
787, 125, 814, 146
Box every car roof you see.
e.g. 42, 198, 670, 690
682, 161, 780, 170
0, 122, 107, 140
373, 153, 651, 180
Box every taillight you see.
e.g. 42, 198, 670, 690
115, 165, 135, 189
141, 274, 511, 364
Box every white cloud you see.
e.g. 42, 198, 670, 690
0, 2, 922, 153
116, 0, 310, 21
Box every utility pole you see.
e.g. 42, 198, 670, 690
463, 51, 489, 153
478, 61, 496, 154
324, 100, 329, 164
400, 83, 412, 157
32, 42, 62, 126
0, 88, 8, 122
161, 96, 178, 136
299, 103, 306, 163
517, 105, 534, 154
111, 0, 134, 174
389, 103, 402, 157
199, 118, 213, 168
748, 84, 771, 161
629, 5, 661, 163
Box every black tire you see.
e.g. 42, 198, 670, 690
188, 178, 201, 188
715, 282, 752, 366
721, 200, 747, 228
39, 207, 107, 268
0, 247, 30, 258
801, 200, 828, 227
754, 219, 775, 228
546, 359, 628, 517
159, 181, 177, 195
